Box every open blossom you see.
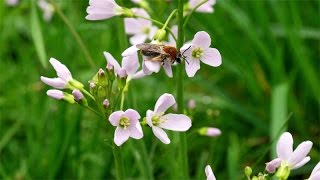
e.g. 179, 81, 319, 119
308, 162, 320, 180
41, 58, 73, 89
104, 51, 144, 80
181, 31, 222, 77
38, 0, 54, 22
124, 8, 158, 45
146, 93, 192, 144
86, 0, 123, 20
265, 132, 313, 173
109, 109, 143, 146
188, 0, 216, 13
205, 165, 216, 180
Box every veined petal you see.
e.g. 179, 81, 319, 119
265, 158, 281, 173
185, 58, 200, 77
152, 126, 170, 144
154, 93, 176, 113
123, 109, 140, 124
277, 132, 293, 160
192, 31, 211, 49
41, 76, 67, 89
109, 111, 124, 126
122, 52, 140, 77
114, 127, 130, 146
103, 51, 121, 73
288, 141, 313, 166
159, 114, 192, 131
49, 58, 72, 82
144, 61, 161, 73
201, 48, 222, 67
205, 165, 216, 180
163, 61, 173, 78
122, 45, 139, 57
129, 34, 148, 45
129, 121, 143, 139
291, 156, 310, 170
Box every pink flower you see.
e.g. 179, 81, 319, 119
205, 165, 216, 180
86, 0, 123, 20
181, 31, 222, 77
146, 93, 192, 144
38, 0, 54, 22
46, 89, 75, 104
124, 8, 158, 45
199, 127, 221, 137
103, 51, 144, 80
265, 132, 313, 173
109, 109, 143, 146
188, 0, 216, 13
308, 162, 320, 180
6, 0, 19, 6
72, 89, 84, 102
167, 25, 178, 46
41, 58, 73, 89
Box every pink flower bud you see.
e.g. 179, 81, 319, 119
103, 99, 110, 108
47, 89, 64, 100
72, 89, 84, 101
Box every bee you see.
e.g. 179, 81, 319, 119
136, 43, 190, 65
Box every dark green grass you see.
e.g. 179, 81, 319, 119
0, 0, 319, 179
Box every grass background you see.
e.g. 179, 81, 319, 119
0, 0, 319, 179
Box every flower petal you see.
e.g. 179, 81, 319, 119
129, 121, 143, 139
185, 58, 200, 77
310, 172, 320, 180
152, 126, 170, 144
123, 109, 140, 124
276, 132, 293, 160
124, 18, 141, 35
154, 93, 176, 113
114, 127, 130, 146
144, 61, 161, 73
122, 45, 139, 57
131, 70, 146, 79
265, 158, 281, 173
310, 162, 320, 178
142, 61, 153, 75
192, 31, 211, 49
288, 141, 313, 166
201, 48, 222, 67
129, 34, 148, 45
159, 113, 192, 131
49, 58, 72, 82
41, 76, 67, 89
146, 110, 154, 127
103, 51, 121, 73
122, 52, 140, 77
163, 61, 173, 78
46, 89, 64, 100
206, 127, 221, 137
205, 165, 216, 180
109, 111, 124, 126
291, 156, 310, 170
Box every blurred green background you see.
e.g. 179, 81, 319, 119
0, 0, 319, 179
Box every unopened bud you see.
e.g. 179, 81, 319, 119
244, 166, 252, 178
97, 86, 106, 100
120, 7, 134, 17
275, 165, 290, 180
198, 127, 221, 137
72, 89, 88, 106
47, 89, 75, 104
188, 99, 196, 110
152, 29, 166, 42
103, 99, 110, 109
98, 68, 108, 86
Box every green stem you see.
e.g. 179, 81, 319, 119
161, 9, 178, 30
112, 144, 125, 180
49, 0, 95, 69
85, 105, 103, 118
183, 0, 208, 28
177, 0, 189, 179
80, 88, 95, 101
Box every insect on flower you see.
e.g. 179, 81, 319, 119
136, 43, 190, 65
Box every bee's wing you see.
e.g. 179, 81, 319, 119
136, 43, 167, 55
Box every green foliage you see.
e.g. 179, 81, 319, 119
0, 0, 319, 179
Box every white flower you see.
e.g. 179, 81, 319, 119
38, 0, 54, 22
86, 0, 123, 20
188, 0, 216, 13
205, 165, 216, 180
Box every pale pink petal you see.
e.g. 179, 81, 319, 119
201, 48, 222, 67
122, 45, 139, 57
124, 18, 141, 34
168, 25, 178, 45
47, 89, 64, 100
122, 52, 140, 77
154, 93, 176, 113
146, 110, 154, 127
192, 31, 211, 49
109, 111, 124, 126
291, 156, 310, 170
142, 61, 153, 75
310, 172, 320, 180
276, 132, 293, 161
288, 141, 313, 166
185, 58, 200, 77
152, 126, 170, 144
114, 127, 130, 146
103, 52, 121, 73
159, 114, 191, 131
265, 158, 281, 173
86, 0, 121, 20
144, 61, 161, 73
123, 109, 140, 124
189, 0, 216, 13
180, 43, 193, 53
205, 165, 216, 180
72, 89, 84, 101
129, 34, 148, 45
206, 128, 221, 136
129, 122, 143, 139
41, 76, 67, 89
163, 61, 173, 77
148, 26, 159, 40
49, 58, 72, 82
310, 162, 320, 178
131, 70, 146, 79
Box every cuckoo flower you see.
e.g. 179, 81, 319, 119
188, 0, 216, 13
109, 109, 143, 146
38, 0, 54, 22
265, 132, 313, 174
104, 51, 144, 80
308, 162, 320, 180
124, 8, 158, 45
199, 127, 221, 137
6, 0, 19, 6
205, 165, 216, 180
41, 58, 74, 89
181, 31, 221, 77
86, 0, 129, 20
46, 89, 75, 104
146, 93, 192, 144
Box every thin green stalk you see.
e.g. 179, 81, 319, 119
183, 0, 208, 28
85, 106, 103, 118
49, 0, 95, 69
177, 0, 189, 179
80, 88, 95, 101
161, 9, 178, 30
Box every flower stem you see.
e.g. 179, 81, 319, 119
177, 0, 189, 179
161, 9, 178, 30
183, 0, 209, 28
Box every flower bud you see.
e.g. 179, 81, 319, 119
198, 127, 221, 137
98, 68, 108, 86
244, 166, 252, 178
47, 89, 75, 104
120, 7, 134, 17
97, 86, 106, 100
103, 99, 110, 109
152, 29, 166, 42
106, 64, 115, 81
188, 99, 196, 110
72, 89, 88, 106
